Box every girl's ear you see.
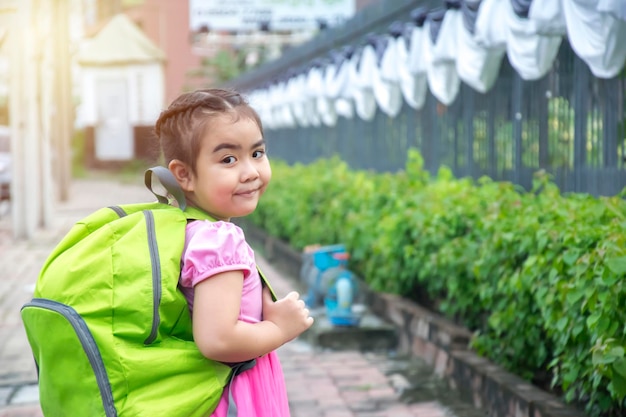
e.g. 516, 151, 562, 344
168, 160, 194, 192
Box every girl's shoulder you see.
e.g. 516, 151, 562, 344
186, 219, 245, 240
185, 220, 250, 255
181, 220, 255, 287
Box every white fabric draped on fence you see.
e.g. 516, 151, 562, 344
246, 0, 626, 129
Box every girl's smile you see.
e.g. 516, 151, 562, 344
235, 188, 261, 197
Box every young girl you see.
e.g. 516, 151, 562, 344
154, 88, 314, 416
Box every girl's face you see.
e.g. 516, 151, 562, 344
177, 114, 271, 221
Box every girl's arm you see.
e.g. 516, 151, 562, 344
192, 270, 312, 363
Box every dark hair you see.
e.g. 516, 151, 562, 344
154, 88, 264, 174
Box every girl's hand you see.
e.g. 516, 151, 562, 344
262, 287, 314, 342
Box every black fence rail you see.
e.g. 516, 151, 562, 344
229, 1, 626, 197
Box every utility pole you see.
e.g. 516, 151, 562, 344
2, 0, 72, 239
9, 0, 38, 239
54, 0, 73, 202
7, 0, 58, 239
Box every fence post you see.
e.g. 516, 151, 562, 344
602, 77, 618, 168
512, 72, 523, 185
538, 75, 550, 170
488, 93, 497, 179
573, 56, 590, 192
427, 94, 440, 175
463, 86, 475, 177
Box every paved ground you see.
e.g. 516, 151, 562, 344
0, 176, 485, 417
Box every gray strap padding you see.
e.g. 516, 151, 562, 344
144, 167, 187, 210
227, 359, 256, 417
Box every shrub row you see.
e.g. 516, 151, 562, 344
248, 151, 626, 416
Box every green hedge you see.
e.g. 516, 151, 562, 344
248, 150, 626, 416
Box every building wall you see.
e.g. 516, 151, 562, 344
79, 64, 164, 126
79, 63, 164, 166
125, 0, 201, 107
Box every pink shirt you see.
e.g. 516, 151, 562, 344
179, 220, 263, 325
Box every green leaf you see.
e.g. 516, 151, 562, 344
598, 317, 611, 334
593, 349, 613, 365
609, 346, 625, 360
601, 268, 621, 286
563, 367, 579, 387
563, 251, 579, 266
611, 370, 626, 398
566, 288, 585, 304
556, 317, 568, 332
613, 358, 626, 378
606, 257, 626, 275
587, 313, 601, 328
572, 323, 584, 337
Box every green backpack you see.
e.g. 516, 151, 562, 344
20, 167, 273, 417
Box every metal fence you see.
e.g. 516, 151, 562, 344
229, 1, 626, 197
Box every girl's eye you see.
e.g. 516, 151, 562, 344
252, 149, 266, 159
222, 156, 236, 165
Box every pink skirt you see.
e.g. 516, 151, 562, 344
211, 351, 290, 417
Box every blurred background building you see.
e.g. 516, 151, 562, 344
76, 0, 358, 167
83, 0, 361, 107
0, 0, 363, 238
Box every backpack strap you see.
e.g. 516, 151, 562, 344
257, 267, 277, 302
145, 166, 187, 210
183, 205, 216, 222
227, 359, 256, 417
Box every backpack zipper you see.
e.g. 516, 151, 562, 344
21, 298, 118, 417
143, 210, 161, 345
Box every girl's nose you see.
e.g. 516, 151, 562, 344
241, 159, 260, 182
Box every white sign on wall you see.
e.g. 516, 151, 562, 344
190, 0, 356, 32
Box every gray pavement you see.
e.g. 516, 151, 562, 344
0, 176, 485, 417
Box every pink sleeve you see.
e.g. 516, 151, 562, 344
180, 221, 254, 288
